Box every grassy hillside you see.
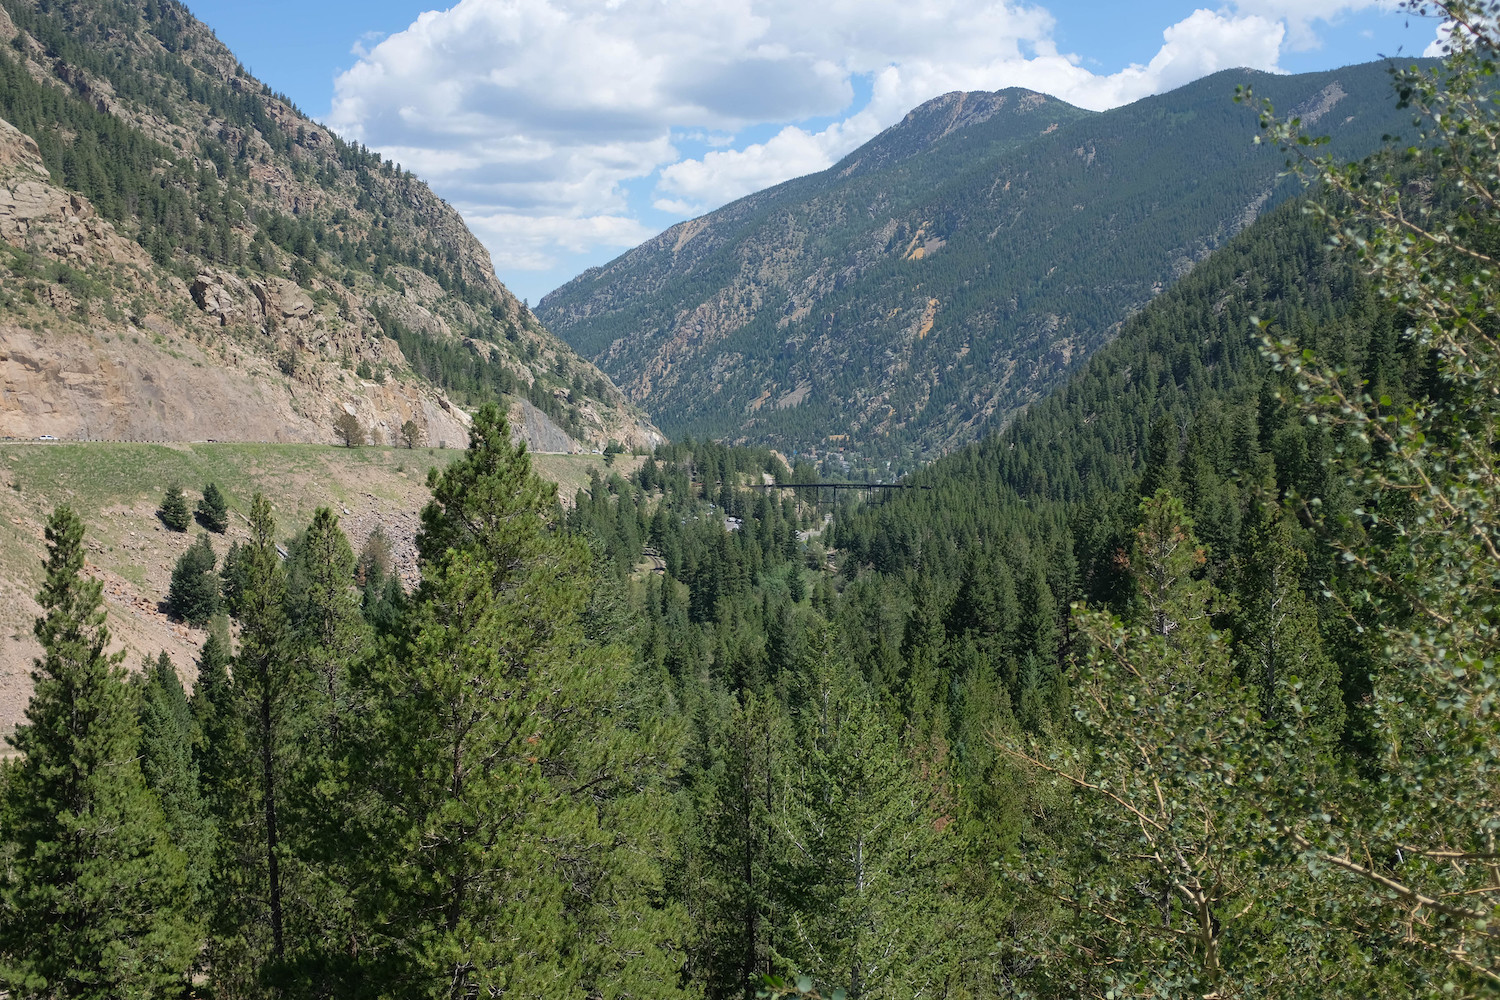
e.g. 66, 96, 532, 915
0, 440, 636, 736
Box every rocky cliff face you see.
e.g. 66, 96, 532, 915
0, 0, 662, 452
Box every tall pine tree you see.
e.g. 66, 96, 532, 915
0, 508, 197, 997
359, 403, 689, 997
138, 650, 214, 920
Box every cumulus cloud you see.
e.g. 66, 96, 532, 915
653, 8, 1287, 213
656, 112, 886, 212
323, 0, 1361, 283
1230, 0, 1394, 50
463, 211, 656, 272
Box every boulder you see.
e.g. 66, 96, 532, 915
190, 270, 265, 327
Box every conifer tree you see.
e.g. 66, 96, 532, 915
361, 403, 688, 997
219, 539, 249, 616
196, 481, 230, 533
283, 507, 371, 980
138, 651, 214, 915
1138, 416, 1182, 500
1230, 493, 1343, 742
167, 532, 220, 626
779, 660, 957, 999
189, 618, 237, 810
159, 481, 191, 532
205, 493, 298, 992
691, 693, 793, 998
0, 508, 197, 996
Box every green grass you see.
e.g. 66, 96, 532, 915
3, 442, 453, 530
0, 442, 636, 529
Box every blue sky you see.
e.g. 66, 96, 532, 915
183, 0, 1443, 304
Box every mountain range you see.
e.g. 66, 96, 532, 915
539, 60, 1423, 470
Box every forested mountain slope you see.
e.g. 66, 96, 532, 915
540, 61, 1421, 468
0, 0, 660, 451
5, 24, 1496, 992
548, 188, 1446, 994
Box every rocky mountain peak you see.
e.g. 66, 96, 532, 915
832, 87, 1087, 179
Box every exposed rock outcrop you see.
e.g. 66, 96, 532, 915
0, 0, 662, 453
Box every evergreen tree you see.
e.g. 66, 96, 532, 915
167, 532, 220, 626
282, 507, 371, 982
691, 693, 793, 999
333, 411, 364, 448
361, 404, 688, 996
1138, 415, 1182, 500
0, 508, 197, 996
159, 481, 191, 532
189, 619, 237, 810
1230, 492, 1343, 742
205, 493, 297, 993
779, 660, 957, 999
220, 539, 249, 616
196, 482, 230, 533
138, 651, 214, 916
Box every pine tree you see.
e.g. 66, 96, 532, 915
779, 660, 957, 1000
361, 403, 688, 997
189, 618, 236, 809
1138, 416, 1182, 501
204, 493, 298, 993
0, 507, 197, 996
138, 651, 214, 916
333, 411, 364, 448
282, 507, 371, 981
1230, 492, 1343, 743
691, 693, 793, 999
219, 539, 249, 616
167, 532, 220, 626
159, 481, 191, 532
196, 481, 230, 533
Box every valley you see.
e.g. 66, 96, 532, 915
0, 0, 1493, 997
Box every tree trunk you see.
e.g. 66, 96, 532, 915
261, 679, 284, 962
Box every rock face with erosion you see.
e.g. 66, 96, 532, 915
0, 2, 661, 452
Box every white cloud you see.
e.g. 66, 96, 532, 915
463, 211, 656, 271
653, 8, 1286, 213
323, 0, 1365, 290
1422, 15, 1491, 57
656, 112, 886, 212
1230, 0, 1394, 50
